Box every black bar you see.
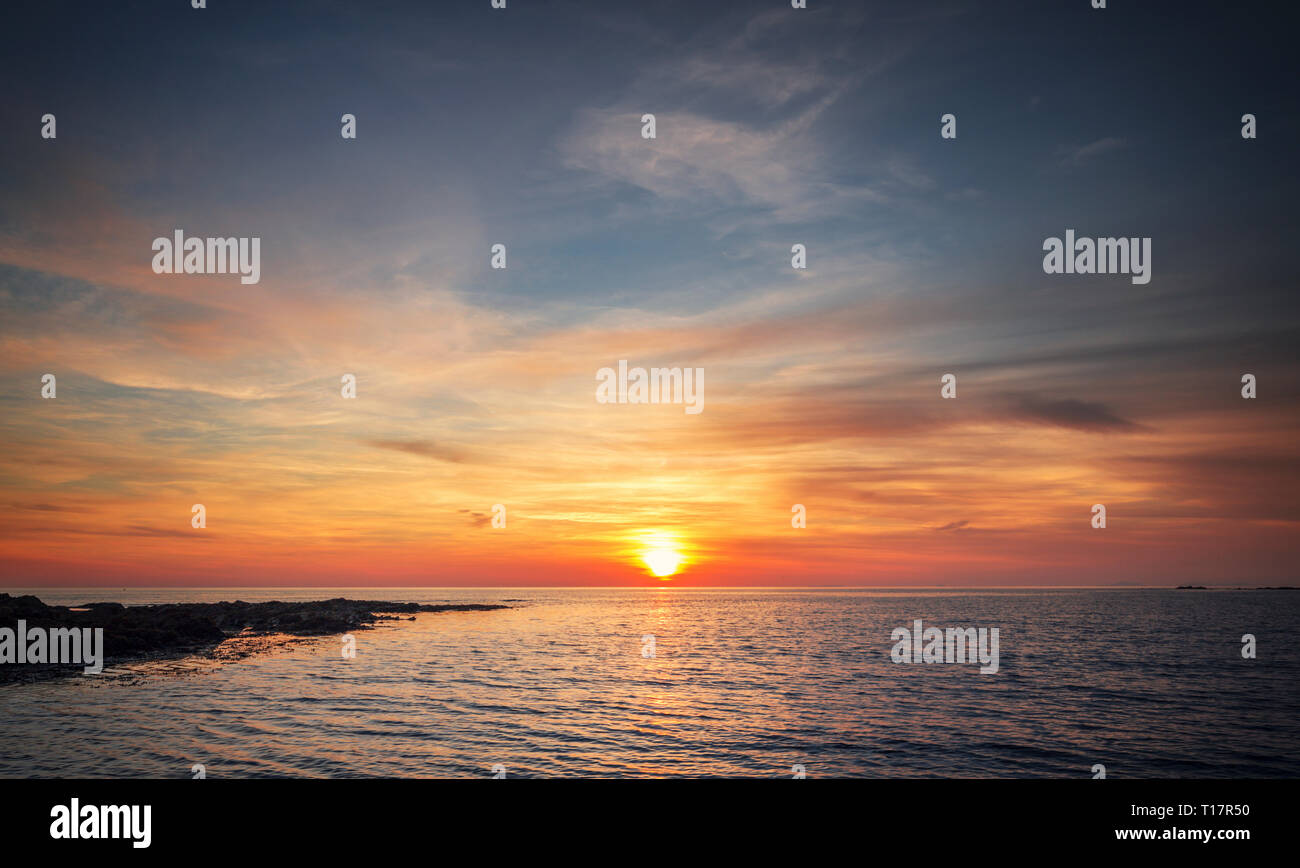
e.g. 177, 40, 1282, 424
5, 779, 1287, 855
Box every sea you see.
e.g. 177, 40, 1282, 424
1, 587, 1297, 778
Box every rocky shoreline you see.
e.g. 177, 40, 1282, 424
0, 594, 509, 684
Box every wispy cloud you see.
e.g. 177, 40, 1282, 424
1058, 136, 1127, 167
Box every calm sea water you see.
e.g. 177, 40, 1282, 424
1, 588, 1297, 778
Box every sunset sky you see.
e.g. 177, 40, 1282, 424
1, 0, 1296, 587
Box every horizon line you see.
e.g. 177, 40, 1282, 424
3, 584, 1288, 591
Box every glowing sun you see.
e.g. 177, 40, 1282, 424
642, 548, 683, 579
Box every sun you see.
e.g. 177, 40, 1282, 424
631, 529, 690, 580
642, 548, 683, 579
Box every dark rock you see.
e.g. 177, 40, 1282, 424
0, 594, 509, 684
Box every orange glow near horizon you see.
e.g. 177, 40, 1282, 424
1, 402, 1298, 588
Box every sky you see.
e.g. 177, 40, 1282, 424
0, 0, 1297, 587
